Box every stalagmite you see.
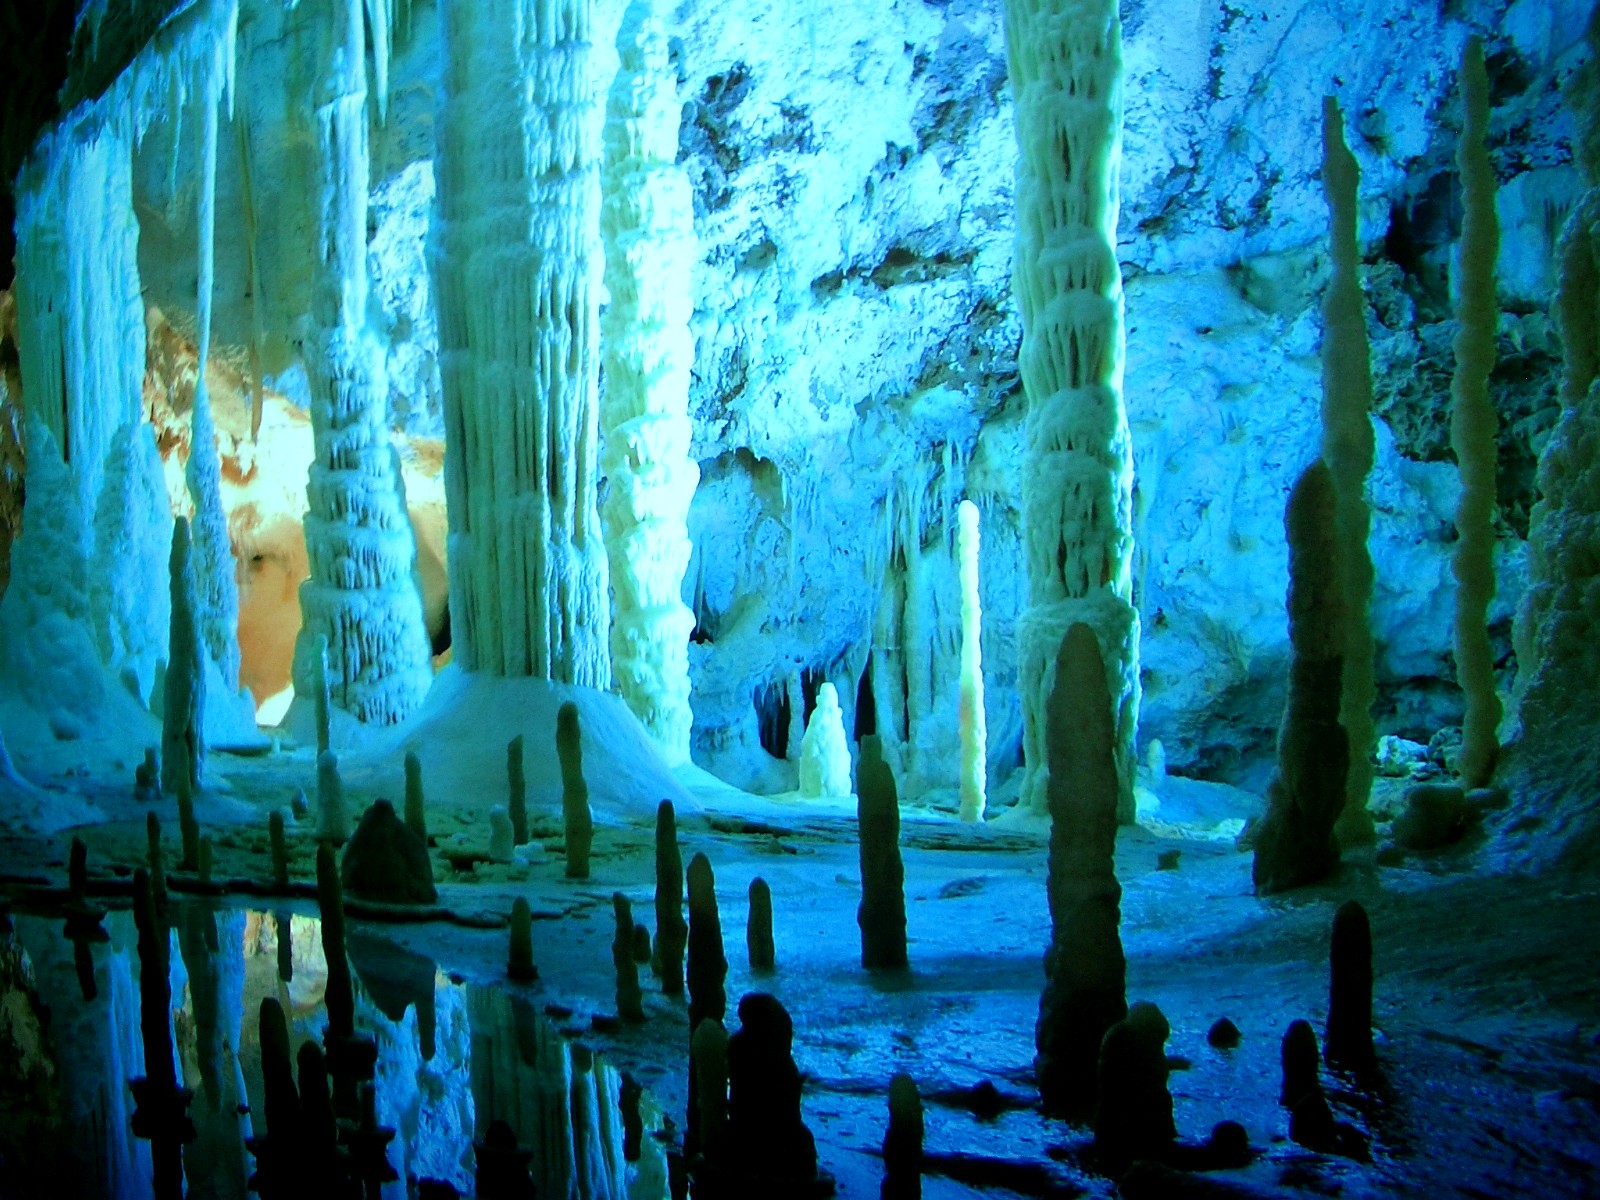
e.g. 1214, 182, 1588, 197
1319, 96, 1378, 847
90, 423, 172, 706
269, 809, 289, 888
613, 893, 646, 1022
798, 682, 852, 799
855, 735, 908, 970
1003, 0, 1141, 822
177, 770, 202, 872
432, 0, 611, 683
508, 897, 539, 982
147, 812, 169, 908
559, 702, 593, 878
1515, 13, 1600, 791
162, 518, 205, 797
687, 852, 728, 1036
1452, 38, 1502, 789
1325, 900, 1375, 1069
342, 799, 437, 904
1279, 1019, 1321, 1108
1253, 463, 1350, 894
311, 635, 331, 758
883, 1073, 924, 1200
957, 499, 988, 822
747, 877, 775, 973
130, 866, 197, 1199
293, 0, 434, 729
1093, 1001, 1175, 1168
721, 993, 819, 1187
693, 1018, 731, 1153
403, 749, 427, 844
655, 800, 688, 994
488, 807, 515, 865
600, 0, 701, 765
1035, 623, 1127, 1116
316, 750, 350, 845
507, 735, 528, 845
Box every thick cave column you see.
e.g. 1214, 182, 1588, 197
432, 0, 611, 685
599, 0, 700, 764
291, 0, 434, 726
1002, 0, 1140, 820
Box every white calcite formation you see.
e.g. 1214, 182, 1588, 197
957, 499, 987, 822
432, 0, 611, 685
90, 423, 173, 707
292, 0, 434, 727
1450, 38, 1502, 790
798, 682, 853, 799
1318, 98, 1377, 846
1003, 0, 1140, 820
600, 0, 701, 765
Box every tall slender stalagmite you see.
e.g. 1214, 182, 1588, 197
1451, 37, 1502, 789
1319, 97, 1377, 846
1002, 0, 1140, 822
293, 0, 434, 727
957, 499, 988, 822
600, 0, 700, 764
432, 0, 611, 684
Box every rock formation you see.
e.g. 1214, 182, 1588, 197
1004, 0, 1140, 822
613, 892, 646, 1022
1252, 461, 1350, 894
855, 735, 908, 970
883, 1073, 923, 1199
162, 517, 205, 796
507, 735, 527, 845
747, 877, 775, 973
341, 799, 437, 904
508, 897, 538, 982
655, 799, 688, 994
957, 499, 988, 822
1325, 900, 1375, 1069
1035, 622, 1127, 1115
722, 993, 819, 1186
558, 701, 593, 878
1093, 1001, 1176, 1168
798, 682, 853, 799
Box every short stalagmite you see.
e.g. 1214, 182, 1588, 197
1325, 900, 1375, 1069
747, 877, 775, 973
613, 892, 646, 1022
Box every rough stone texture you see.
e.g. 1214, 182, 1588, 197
340, 798, 437, 905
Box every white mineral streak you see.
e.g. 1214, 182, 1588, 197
1319, 98, 1377, 845
798, 681, 853, 798
1004, 0, 1140, 820
957, 499, 988, 822
433, 0, 611, 685
187, 0, 245, 697
599, 0, 701, 765
1450, 38, 1501, 789
292, 0, 434, 727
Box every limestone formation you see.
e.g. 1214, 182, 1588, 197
1252, 462, 1349, 894
559, 702, 593, 878
747, 877, 775, 973
176, 770, 201, 872
136, 748, 160, 799
1280, 1019, 1321, 1108
1325, 900, 1375, 1069
957, 499, 988, 822
161, 517, 205, 797
883, 1073, 924, 1198
433, 0, 611, 683
632, 923, 652, 965
1035, 622, 1127, 1115
1451, 37, 1502, 790
1004, 0, 1140, 822
723, 992, 819, 1185
798, 682, 853, 798
613, 893, 646, 1022
1093, 1001, 1176, 1168
403, 749, 427, 844
508, 897, 538, 982
687, 853, 728, 1034
146, 812, 168, 909
855, 735, 908, 970
129, 867, 196, 1197
292, 0, 433, 729
488, 807, 515, 865
341, 799, 437, 904
507, 735, 528, 845
316, 750, 349, 845
655, 800, 688, 994
600, 0, 700, 765
269, 810, 289, 888
693, 1017, 730, 1153
1319, 97, 1378, 847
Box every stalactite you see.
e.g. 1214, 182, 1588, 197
433, 0, 611, 684
1319, 96, 1378, 847
1452, 38, 1502, 790
292, 0, 435, 729
600, 0, 701, 765
1003, 0, 1141, 822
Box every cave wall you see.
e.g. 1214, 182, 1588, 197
22, 0, 1592, 798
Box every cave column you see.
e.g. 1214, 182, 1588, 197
291, 0, 435, 726
599, 0, 701, 763
432, 0, 611, 685
1002, 0, 1140, 820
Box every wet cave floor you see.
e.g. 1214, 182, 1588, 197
1, 746, 1597, 1200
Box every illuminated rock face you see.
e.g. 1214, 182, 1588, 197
431, 0, 611, 686
600, 0, 701, 766
292, 0, 434, 728
1003, 0, 1140, 820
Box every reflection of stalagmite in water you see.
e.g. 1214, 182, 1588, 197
467, 986, 629, 1199
129, 870, 196, 1200
172, 906, 250, 1199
